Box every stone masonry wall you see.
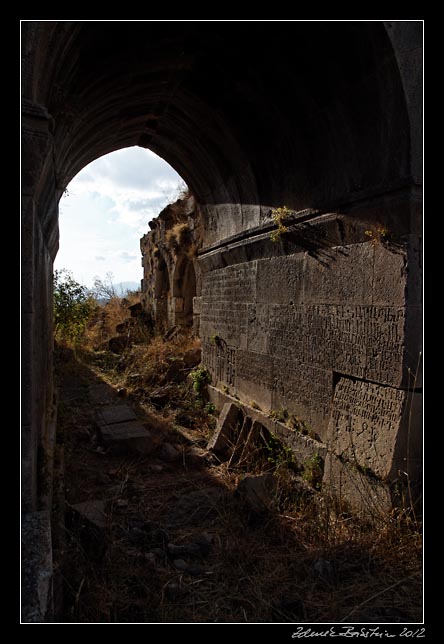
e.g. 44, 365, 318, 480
140, 193, 203, 333
140, 197, 422, 513
197, 205, 422, 513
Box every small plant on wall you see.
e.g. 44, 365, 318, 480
364, 225, 390, 246
270, 206, 291, 242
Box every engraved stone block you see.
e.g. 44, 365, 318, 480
327, 376, 422, 480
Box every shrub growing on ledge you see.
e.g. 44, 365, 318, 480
270, 206, 291, 242
166, 222, 191, 253
189, 366, 212, 396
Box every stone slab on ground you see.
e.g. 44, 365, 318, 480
21, 511, 53, 622
207, 402, 242, 455
100, 420, 153, 454
71, 500, 108, 530
96, 404, 137, 426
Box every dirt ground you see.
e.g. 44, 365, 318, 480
53, 341, 422, 624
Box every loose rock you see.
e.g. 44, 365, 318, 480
235, 473, 276, 513
160, 443, 181, 462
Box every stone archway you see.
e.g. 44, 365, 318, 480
172, 254, 196, 327
153, 254, 171, 331
22, 22, 422, 586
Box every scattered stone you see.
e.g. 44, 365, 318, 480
165, 487, 228, 527
185, 563, 206, 577
207, 402, 242, 456
182, 347, 201, 368
69, 500, 108, 559
71, 500, 108, 530
167, 542, 202, 558
160, 443, 181, 462
173, 558, 188, 571
100, 421, 153, 455
235, 473, 276, 513
96, 405, 137, 426
165, 580, 186, 599
149, 463, 164, 473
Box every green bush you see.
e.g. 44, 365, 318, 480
53, 269, 94, 345
189, 366, 212, 396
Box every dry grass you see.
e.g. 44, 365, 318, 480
83, 293, 144, 351
55, 334, 423, 624
165, 223, 191, 253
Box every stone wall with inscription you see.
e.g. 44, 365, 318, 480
199, 215, 422, 503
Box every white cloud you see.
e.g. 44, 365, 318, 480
56, 146, 184, 288
66, 146, 183, 234
117, 250, 138, 263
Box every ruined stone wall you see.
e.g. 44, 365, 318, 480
139, 189, 422, 513
140, 194, 203, 333
197, 199, 422, 512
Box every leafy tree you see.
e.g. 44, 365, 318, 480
92, 271, 117, 300
53, 269, 94, 345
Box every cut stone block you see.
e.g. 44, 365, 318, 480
207, 402, 242, 455
100, 421, 153, 454
71, 500, 108, 530
96, 405, 137, 426
327, 377, 422, 480
21, 511, 53, 623
70, 500, 108, 559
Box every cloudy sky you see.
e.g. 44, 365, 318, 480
54, 146, 185, 288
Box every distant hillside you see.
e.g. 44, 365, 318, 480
113, 281, 140, 296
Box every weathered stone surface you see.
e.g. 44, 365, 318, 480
21, 511, 53, 622
322, 453, 392, 518
100, 421, 153, 455
207, 402, 242, 455
235, 473, 277, 513
327, 377, 422, 480
183, 347, 202, 368
96, 405, 137, 426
